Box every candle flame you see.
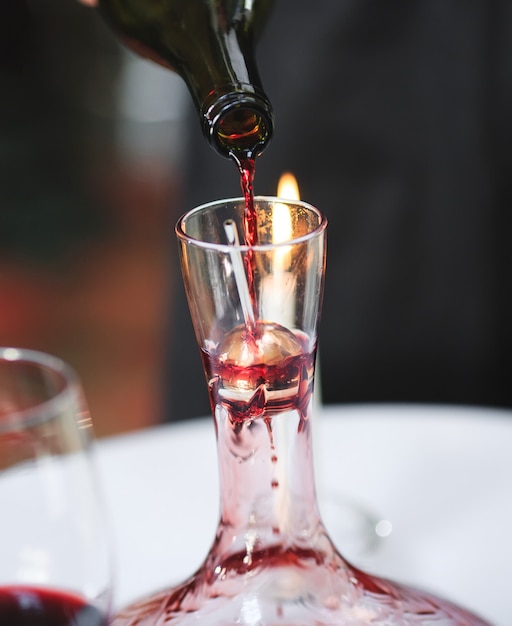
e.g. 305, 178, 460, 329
274, 173, 299, 247
277, 172, 300, 201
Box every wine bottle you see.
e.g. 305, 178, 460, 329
88, 0, 274, 160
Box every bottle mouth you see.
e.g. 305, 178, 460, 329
202, 89, 274, 159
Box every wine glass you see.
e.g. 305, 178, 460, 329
0, 347, 112, 625
112, 197, 490, 625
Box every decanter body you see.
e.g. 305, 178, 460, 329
112, 198, 490, 626
115, 390, 489, 625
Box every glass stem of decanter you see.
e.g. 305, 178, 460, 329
212, 401, 326, 562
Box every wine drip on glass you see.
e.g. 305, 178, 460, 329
0, 348, 112, 626
110, 197, 490, 625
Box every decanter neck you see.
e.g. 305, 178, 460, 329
213, 404, 323, 549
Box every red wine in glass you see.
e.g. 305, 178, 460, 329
0, 586, 108, 626
202, 322, 315, 426
0, 351, 112, 626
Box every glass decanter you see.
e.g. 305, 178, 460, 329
112, 197, 490, 625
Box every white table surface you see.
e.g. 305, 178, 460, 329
95, 404, 512, 624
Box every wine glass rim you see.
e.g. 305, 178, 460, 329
175, 195, 328, 250
0, 347, 79, 433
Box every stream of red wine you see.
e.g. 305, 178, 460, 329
233, 154, 260, 324
236, 156, 258, 247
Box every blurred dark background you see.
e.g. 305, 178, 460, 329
0, 0, 188, 435
2, 0, 512, 435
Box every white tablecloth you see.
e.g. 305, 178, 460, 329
95, 404, 512, 624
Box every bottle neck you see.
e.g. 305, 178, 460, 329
96, 0, 274, 158
200, 86, 273, 159
213, 402, 324, 558
179, 18, 274, 158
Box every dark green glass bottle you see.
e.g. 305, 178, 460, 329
95, 0, 274, 159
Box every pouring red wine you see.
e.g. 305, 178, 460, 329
78, 2, 492, 624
